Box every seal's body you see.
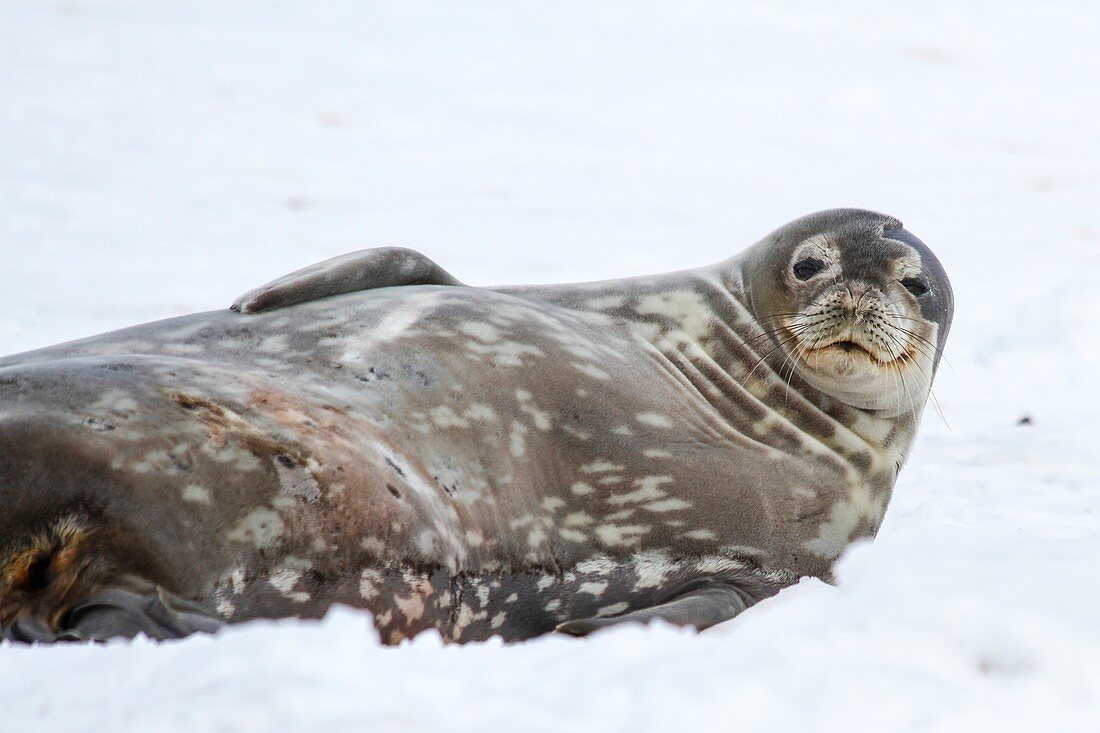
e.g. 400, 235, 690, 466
0, 209, 952, 643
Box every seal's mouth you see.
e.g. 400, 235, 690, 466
779, 294, 921, 377
828, 340, 874, 357
804, 336, 893, 368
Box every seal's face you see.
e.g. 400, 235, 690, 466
748, 210, 954, 415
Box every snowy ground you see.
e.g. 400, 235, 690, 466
2, 1, 1099, 730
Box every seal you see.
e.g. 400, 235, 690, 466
0, 208, 952, 644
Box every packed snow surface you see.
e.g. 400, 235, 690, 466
1, 1, 1098, 730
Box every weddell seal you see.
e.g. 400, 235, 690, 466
0, 208, 952, 644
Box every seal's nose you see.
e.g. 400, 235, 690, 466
838, 283, 885, 318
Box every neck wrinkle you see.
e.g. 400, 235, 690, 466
635, 269, 903, 471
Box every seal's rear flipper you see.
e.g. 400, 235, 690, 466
61, 586, 224, 642
0, 513, 223, 644
1, 583, 223, 644
555, 583, 756, 637
231, 247, 463, 314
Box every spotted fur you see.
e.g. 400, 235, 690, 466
0, 208, 951, 643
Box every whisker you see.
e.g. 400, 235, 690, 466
880, 329, 950, 428
746, 329, 808, 382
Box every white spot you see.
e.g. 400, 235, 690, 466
509, 421, 528, 457
644, 498, 692, 513
268, 558, 312, 603
430, 406, 470, 428
182, 484, 211, 504
542, 497, 567, 512
595, 524, 650, 547
465, 339, 545, 367
491, 612, 507, 629
607, 476, 673, 505
360, 537, 386, 555
518, 398, 552, 431
564, 512, 594, 526
228, 568, 246, 596
394, 587, 428, 622
643, 449, 672, 459
803, 486, 886, 560
580, 460, 624, 474
598, 602, 629, 617
693, 556, 750, 575
509, 514, 536, 529
680, 529, 718, 541
358, 567, 385, 598
573, 362, 611, 380
201, 443, 263, 473
562, 424, 593, 441
464, 403, 497, 422
344, 294, 440, 357
575, 556, 616, 574
635, 291, 712, 343
636, 412, 673, 428
227, 508, 284, 548
87, 389, 139, 419
458, 321, 503, 343
632, 551, 677, 589
578, 581, 609, 597
559, 528, 587, 542
570, 481, 595, 496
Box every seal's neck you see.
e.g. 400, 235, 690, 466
505, 265, 923, 472
619, 264, 923, 474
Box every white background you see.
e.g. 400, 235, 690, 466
1, 2, 1098, 731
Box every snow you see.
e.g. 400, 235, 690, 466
2, 1, 1099, 730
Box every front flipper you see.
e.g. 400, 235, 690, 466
556, 581, 764, 637
231, 246, 463, 314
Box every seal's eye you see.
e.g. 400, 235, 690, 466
792, 258, 824, 281
900, 277, 928, 297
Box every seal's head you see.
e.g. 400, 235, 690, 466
744, 208, 953, 416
